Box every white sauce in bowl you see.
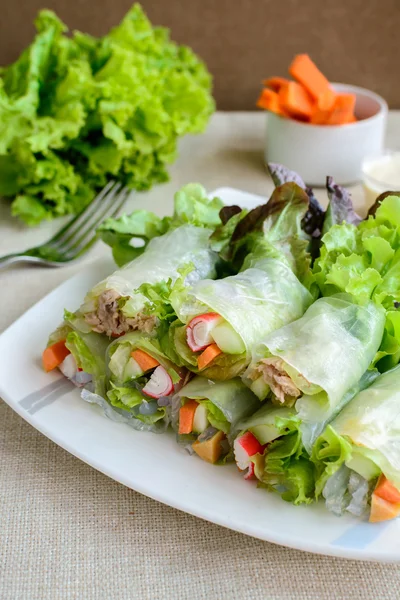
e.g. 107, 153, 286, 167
362, 152, 400, 206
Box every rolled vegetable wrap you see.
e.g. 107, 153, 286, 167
233, 369, 378, 504
174, 377, 260, 463
104, 332, 186, 432
313, 365, 400, 522
169, 257, 312, 380
245, 295, 385, 437
72, 224, 219, 337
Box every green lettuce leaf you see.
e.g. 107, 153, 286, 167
1, 5, 214, 225
239, 403, 315, 504
65, 330, 109, 395
98, 183, 223, 267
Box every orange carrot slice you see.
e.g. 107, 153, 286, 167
197, 343, 223, 371
179, 399, 199, 434
279, 81, 314, 120
325, 93, 356, 125
374, 475, 400, 504
289, 54, 335, 109
262, 76, 290, 93
42, 340, 70, 372
370, 493, 400, 523
131, 349, 160, 372
256, 88, 288, 117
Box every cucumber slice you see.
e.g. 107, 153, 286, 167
211, 322, 245, 355
345, 454, 380, 481
193, 403, 209, 433
250, 377, 270, 400
124, 357, 144, 380
249, 424, 281, 445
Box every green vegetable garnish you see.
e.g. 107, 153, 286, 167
0, 4, 214, 225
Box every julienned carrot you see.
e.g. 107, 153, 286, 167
179, 399, 199, 434
374, 475, 400, 504
257, 89, 288, 117
42, 340, 70, 372
262, 76, 289, 93
289, 54, 335, 109
279, 81, 314, 120
131, 349, 160, 372
197, 343, 223, 370
325, 93, 356, 125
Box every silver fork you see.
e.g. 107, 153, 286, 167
0, 181, 130, 269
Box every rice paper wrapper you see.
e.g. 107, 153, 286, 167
173, 257, 313, 358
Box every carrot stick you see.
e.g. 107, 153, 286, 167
42, 340, 70, 372
197, 343, 223, 371
279, 81, 314, 120
325, 93, 356, 125
370, 494, 400, 523
374, 475, 400, 504
179, 399, 199, 434
256, 88, 288, 117
131, 349, 160, 372
289, 54, 335, 109
262, 76, 290, 93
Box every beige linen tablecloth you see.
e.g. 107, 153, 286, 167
1, 112, 400, 600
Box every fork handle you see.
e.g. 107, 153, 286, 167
0, 253, 26, 269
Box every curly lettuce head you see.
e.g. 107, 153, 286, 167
0, 5, 214, 225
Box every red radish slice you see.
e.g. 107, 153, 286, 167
244, 462, 256, 481
186, 313, 223, 352
142, 366, 173, 398
234, 431, 265, 470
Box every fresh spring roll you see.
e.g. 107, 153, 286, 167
43, 323, 110, 396
101, 332, 187, 432
313, 365, 400, 523
169, 257, 313, 380
69, 224, 219, 337
244, 295, 385, 447
232, 371, 377, 505
173, 376, 260, 463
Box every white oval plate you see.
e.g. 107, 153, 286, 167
1, 187, 399, 563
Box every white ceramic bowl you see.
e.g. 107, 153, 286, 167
264, 83, 388, 186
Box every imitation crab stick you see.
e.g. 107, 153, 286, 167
131, 349, 160, 372
197, 343, 223, 371
179, 399, 199, 434
256, 89, 288, 117
186, 313, 222, 352
42, 340, 70, 372
289, 54, 335, 109
279, 81, 314, 120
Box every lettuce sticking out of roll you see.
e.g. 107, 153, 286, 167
313, 365, 400, 522
233, 404, 315, 504
168, 257, 312, 380
98, 183, 224, 267
44, 323, 109, 396
245, 295, 385, 447
173, 376, 260, 463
